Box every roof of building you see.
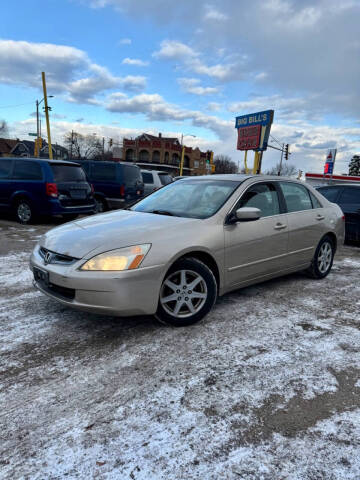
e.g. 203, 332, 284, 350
0, 138, 17, 155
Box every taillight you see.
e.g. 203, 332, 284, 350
120, 185, 125, 197
342, 215, 345, 221
46, 183, 58, 198
91, 184, 94, 194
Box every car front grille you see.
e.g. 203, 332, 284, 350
39, 247, 79, 266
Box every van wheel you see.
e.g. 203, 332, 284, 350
94, 197, 107, 213
306, 235, 335, 279
156, 257, 217, 327
14, 199, 33, 224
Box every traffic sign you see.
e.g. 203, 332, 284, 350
28, 133, 37, 136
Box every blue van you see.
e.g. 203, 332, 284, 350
80, 161, 144, 212
0, 157, 95, 224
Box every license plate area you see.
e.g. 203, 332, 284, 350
70, 189, 86, 199
33, 266, 49, 286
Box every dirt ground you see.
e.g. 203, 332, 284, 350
0, 218, 359, 480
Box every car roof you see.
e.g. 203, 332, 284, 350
180, 174, 302, 182
318, 184, 360, 188
141, 169, 170, 174
0, 156, 81, 166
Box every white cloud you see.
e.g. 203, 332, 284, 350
122, 58, 149, 67
178, 78, 219, 96
118, 38, 132, 45
153, 40, 236, 81
0, 39, 146, 104
153, 40, 197, 60
207, 102, 222, 111
204, 4, 228, 21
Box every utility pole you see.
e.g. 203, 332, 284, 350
102, 137, 105, 160
42, 72, 53, 160
278, 143, 285, 176
70, 130, 74, 160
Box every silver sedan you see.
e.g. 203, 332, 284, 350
30, 175, 344, 326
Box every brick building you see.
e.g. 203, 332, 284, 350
122, 133, 210, 176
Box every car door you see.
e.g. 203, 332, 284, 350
337, 187, 360, 242
224, 181, 289, 287
279, 181, 328, 266
0, 159, 13, 208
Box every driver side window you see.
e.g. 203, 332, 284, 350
236, 183, 280, 218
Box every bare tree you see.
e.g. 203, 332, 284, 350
214, 154, 237, 174
265, 163, 298, 177
64, 132, 103, 160
0, 120, 9, 137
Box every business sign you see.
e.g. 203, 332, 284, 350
237, 125, 261, 150
235, 109, 274, 151
324, 149, 337, 175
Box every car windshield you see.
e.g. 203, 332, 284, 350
131, 179, 240, 219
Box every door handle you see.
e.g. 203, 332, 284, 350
316, 215, 325, 220
274, 223, 287, 230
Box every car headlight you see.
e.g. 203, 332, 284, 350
80, 244, 151, 271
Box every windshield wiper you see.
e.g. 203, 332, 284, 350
149, 210, 176, 216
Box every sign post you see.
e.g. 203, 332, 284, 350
235, 110, 274, 173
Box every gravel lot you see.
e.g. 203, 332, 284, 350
1, 218, 360, 480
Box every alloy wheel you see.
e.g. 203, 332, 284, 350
317, 241, 332, 274
17, 202, 31, 223
160, 269, 208, 318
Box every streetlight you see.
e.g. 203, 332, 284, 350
179, 133, 196, 176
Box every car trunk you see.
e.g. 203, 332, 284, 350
49, 163, 93, 207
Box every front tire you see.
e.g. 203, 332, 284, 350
14, 199, 34, 224
307, 235, 335, 279
156, 257, 217, 327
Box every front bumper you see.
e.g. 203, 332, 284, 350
30, 246, 165, 316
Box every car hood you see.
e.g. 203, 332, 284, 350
41, 210, 198, 258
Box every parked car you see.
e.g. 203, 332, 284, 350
0, 157, 95, 224
317, 184, 360, 243
141, 170, 173, 196
31, 175, 344, 327
81, 161, 144, 213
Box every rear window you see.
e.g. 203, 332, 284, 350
123, 165, 142, 183
159, 173, 173, 186
50, 164, 86, 182
91, 163, 116, 181
338, 187, 360, 204
0, 159, 12, 179
13, 160, 42, 180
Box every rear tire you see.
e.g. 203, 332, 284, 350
156, 257, 217, 327
94, 197, 107, 214
14, 199, 34, 224
306, 235, 335, 279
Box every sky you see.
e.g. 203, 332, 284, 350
0, 0, 359, 173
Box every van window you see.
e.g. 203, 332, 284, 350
0, 159, 12, 179
339, 187, 360, 204
159, 173, 173, 186
13, 160, 42, 180
123, 165, 142, 183
142, 172, 154, 184
51, 164, 86, 182
91, 163, 116, 181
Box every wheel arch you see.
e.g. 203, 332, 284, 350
164, 249, 221, 293
323, 231, 337, 253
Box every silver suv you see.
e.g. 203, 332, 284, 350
141, 170, 173, 196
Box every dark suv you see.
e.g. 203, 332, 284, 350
0, 157, 95, 224
80, 161, 144, 212
317, 184, 360, 242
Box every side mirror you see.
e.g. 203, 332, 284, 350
226, 207, 261, 224
235, 207, 261, 221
